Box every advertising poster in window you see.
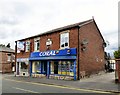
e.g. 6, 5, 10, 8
58, 62, 61, 74
66, 62, 70, 75
17, 41, 25, 52
36, 62, 41, 73
70, 62, 74, 76
51, 62, 54, 74
61, 62, 66, 75
58, 61, 74, 76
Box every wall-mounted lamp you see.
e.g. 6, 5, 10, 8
81, 39, 88, 51
46, 39, 52, 50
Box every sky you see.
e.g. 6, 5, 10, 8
0, 0, 119, 57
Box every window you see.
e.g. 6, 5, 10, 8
34, 38, 40, 51
33, 62, 41, 73
52, 61, 74, 76
7, 54, 11, 62
60, 32, 69, 49
25, 41, 30, 52
21, 62, 28, 72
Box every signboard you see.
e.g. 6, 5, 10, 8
39, 51, 56, 57
17, 41, 25, 52
30, 48, 77, 58
17, 58, 29, 62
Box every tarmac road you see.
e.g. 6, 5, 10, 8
1, 74, 116, 94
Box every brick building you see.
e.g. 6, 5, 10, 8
15, 19, 106, 80
115, 59, 120, 82
0, 45, 15, 73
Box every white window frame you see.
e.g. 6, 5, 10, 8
25, 41, 30, 52
60, 31, 69, 49
34, 37, 40, 51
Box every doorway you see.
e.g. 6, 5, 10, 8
43, 61, 47, 76
17, 62, 19, 75
54, 62, 58, 74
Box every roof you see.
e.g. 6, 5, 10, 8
0, 46, 15, 53
18, 19, 94, 41
17, 18, 105, 42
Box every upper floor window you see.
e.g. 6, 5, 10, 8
7, 54, 11, 62
34, 38, 40, 51
25, 41, 30, 52
60, 32, 69, 49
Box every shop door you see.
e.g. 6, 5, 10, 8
43, 61, 47, 76
54, 62, 58, 74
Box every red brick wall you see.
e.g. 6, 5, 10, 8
0, 52, 14, 73
79, 22, 105, 77
17, 39, 31, 58
116, 59, 120, 82
40, 32, 60, 51
118, 62, 120, 82
2, 63, 12, 73
16, 21, 105, 78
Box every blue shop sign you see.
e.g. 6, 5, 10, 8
30, 48, 77, 58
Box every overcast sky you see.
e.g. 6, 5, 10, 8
0, 0, 118, 56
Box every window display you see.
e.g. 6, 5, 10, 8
36, 62, 41, 73
32, 61, 41, 74
52, 61, 74, 76
51, 62, 54, 74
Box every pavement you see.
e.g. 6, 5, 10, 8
2, 72, 120, 94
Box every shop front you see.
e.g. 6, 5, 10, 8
16, 58, 29, 76
29, 48, 77, 80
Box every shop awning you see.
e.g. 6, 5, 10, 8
29, 56, 76, 61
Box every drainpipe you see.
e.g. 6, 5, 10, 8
77, 26, 80, 80
15, 41, 17, 76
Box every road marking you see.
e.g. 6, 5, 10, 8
4, 78, 113, 94
12, 87, 39, 93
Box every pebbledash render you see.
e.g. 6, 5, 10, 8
15, 19, 106, 80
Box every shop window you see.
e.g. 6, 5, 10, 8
21, 62, 28, 72
34, 38, 40, 51
32, 62, 41, 74
60, 32, 69, 49
52, 61, 74, 76
51, 62, 54, 74
36, 62, 41, 73
25, 41, 30, 52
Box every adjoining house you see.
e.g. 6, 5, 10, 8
115, 59, 120, 83
105, 52, 115, 72
15, 18, 106, 80
0, 45, 15, 73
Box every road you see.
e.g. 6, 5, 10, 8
1, 74, 116, 94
